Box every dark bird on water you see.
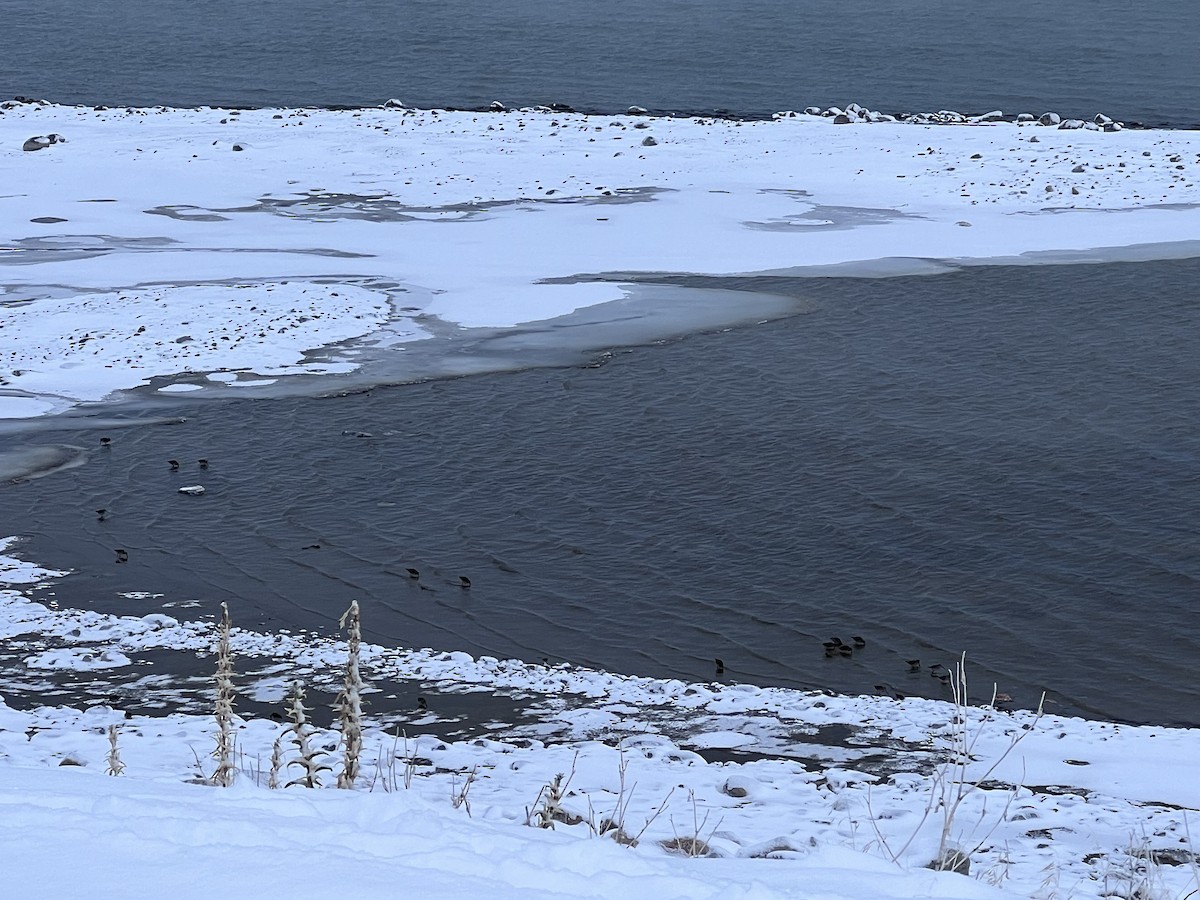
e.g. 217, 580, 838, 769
168, 459, 180, 471
934, 672, 952, 685
874, 683, 906, 700
906, 659, 922, 673
416, 696, 428, 711
114, 548, 128, 563
96, 508, 107, 521
852, 635, 866, 648
302, 544, 321, 550
458, 575, 471, 589
714, 658, 725, 675
198, 459, 209, 469
837, 644, 854, 658
99, 437, 111, 447
406, 568, 420, 579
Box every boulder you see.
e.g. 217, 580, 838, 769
1058, 119, 1084, 130
382, 98, 406, 109
641, 135, 658, 146
22, 135, 53, 151
803, 106, 823, 116
1016, 113, 1035, 123
627, 105, 648, 115
832, 113, 853, 124
489, 100, 507, 112
1039, 112, 1061, 126
971, 110, 1005, 122
1094, 113, 1113, 126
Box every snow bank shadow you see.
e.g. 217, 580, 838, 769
743, 204, 926, 233
0, 234, 370, 266
144, 186, 670, 225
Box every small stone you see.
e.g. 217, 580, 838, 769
1045, 184, 1055, 192
1072, 165, 1086, 173
1072, 187, 1080, 195
641, 136, 658, 146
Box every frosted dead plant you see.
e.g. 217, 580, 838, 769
869, 652, 1044, 874
284, 680, 330, 788
210, 602, 237, 787
336, 599, 364, 789
105, 724, 125, 776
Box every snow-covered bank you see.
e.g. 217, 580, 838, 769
2, 537, 1198, 899
3, 101, 1199, 418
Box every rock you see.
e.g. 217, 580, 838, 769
178, 485, 206, 495
547, 102, 574, 113
1039, 112, 1061, 126
1072, 164, 1086, 173
936, 109, 966, 123
1094, 113, 1113, 126
1016, 113, 1035, 123
58, 755, 87, 767
1058, 119, 1084, 130
825, 106, 845, 117
803, 106, 823, 116
641, 136, 658, 146
971, 110, 1005, 122
627, 106, 648, 115
489, 100, 507, 112
22, 134, 65, 152
1029, 135, 1040, 143
929, 849, 971, 875
1072, 186, 1080, 195
231, 143, 246, 151
720, 774, 758, 798
383, 98, 406, 108
1045, 184, 1055, 192
832, 113, 853, 124
1082, 121, 1101, 131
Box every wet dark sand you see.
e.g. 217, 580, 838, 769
3, 259, 1200, 726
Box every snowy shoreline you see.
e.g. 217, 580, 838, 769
2, 536, 1199, 898
3, 101, 1200, 421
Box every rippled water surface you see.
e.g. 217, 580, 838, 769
3, 259, 1199, 726
4, 0, 1199, 124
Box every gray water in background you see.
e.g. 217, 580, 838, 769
5, 0, 1199, 125
3, 259, 1199, 727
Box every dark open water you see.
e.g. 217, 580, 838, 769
4, 0, 1199, 125
3, 260, 1199, 726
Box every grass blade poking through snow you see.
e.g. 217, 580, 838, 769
336, 599, 364, 789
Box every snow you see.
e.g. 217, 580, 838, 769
1, 536, 1198, 899
4, 102, 1200, 896
3, 102, 1200, 418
